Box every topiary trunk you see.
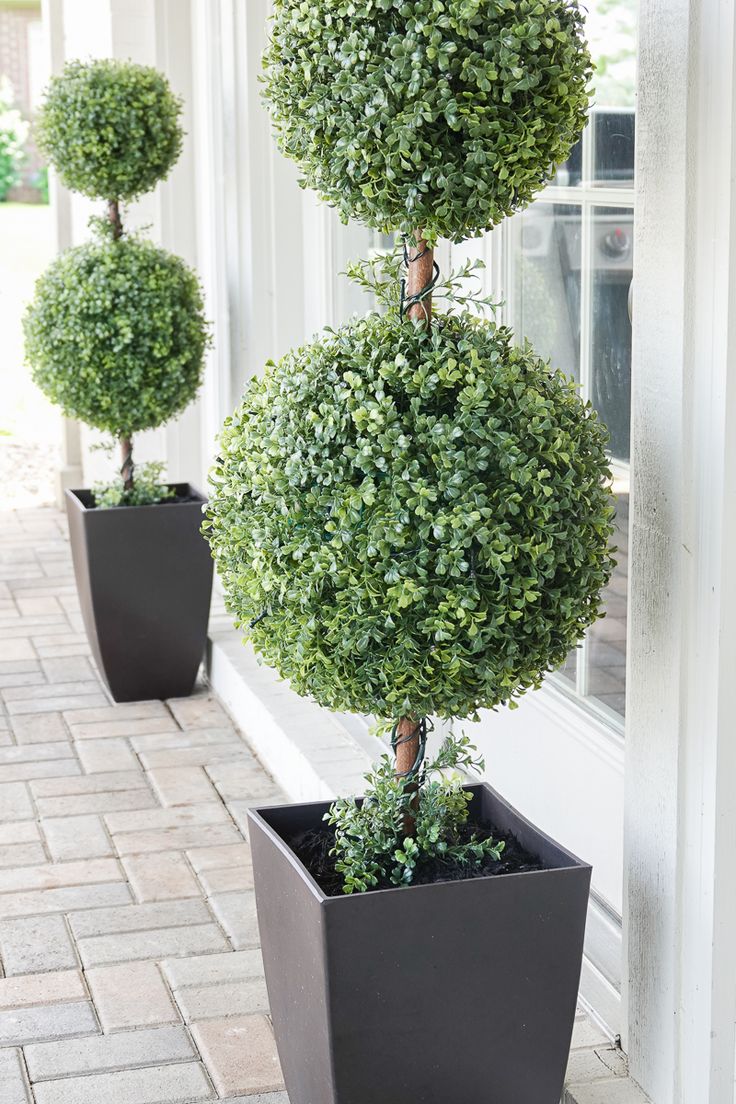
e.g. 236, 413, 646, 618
107, 200, 134, 493
404, 233, 434, 324
394, 715, 423, 835
119, 434, 134, 492
107, 198, 123, 241
395, 230, 435, 832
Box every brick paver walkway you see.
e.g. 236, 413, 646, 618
0, 508, 650, 1104
0, 508, 288, 1103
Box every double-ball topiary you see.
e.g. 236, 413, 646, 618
263, 0, 593, 242
26, 59, 208, 501
208, 0, 612, 889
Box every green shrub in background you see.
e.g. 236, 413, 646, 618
0, 79, 28, 201
263, 0, 592, 242
32, 166, 49, 205
26, 59, 208, 500
24, 229, 207, 438
36, 59, 183, 201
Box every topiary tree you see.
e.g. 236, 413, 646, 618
207, 0, 613, 890
26, 59, 207, 496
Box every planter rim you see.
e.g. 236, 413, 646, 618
65, 484, 207, 513
248, 781, 592, 907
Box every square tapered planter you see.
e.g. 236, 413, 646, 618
249, 782, 591, 1104
66, 486, 213, 703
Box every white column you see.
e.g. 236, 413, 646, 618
44, 0, 206, 487
153, 0, 205, 487
625, 1, 736, 1100
41, 0, 84, 504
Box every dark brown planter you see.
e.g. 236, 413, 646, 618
249, 783, 591, 1104
65, 486, 213, 703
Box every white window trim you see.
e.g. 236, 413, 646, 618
624, 0, 736, 1098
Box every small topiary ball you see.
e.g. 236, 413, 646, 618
36, 59, 183, 201
24, 233, 208, 437
263, 0, 593, 242
206, 312, 615, 720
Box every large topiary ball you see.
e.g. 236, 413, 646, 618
36, 59, 183, 201
263, 0, 592, 242
24, 234, 208, 437
207, 311, 615, 720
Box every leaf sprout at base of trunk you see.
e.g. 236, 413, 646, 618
325, 731, 504, 895
344, 240, 502, 320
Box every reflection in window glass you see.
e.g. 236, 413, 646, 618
591, 207, 633, 462
593, 110, 635, 186
551, 0, 637, 190
505, 0, 636, 724
553, 106, 635, 190
513, 203, 581, 382
511, 204, 580, 693
586, 0, 637, 109
553, 139, 582, 189
586, 490, 628, 716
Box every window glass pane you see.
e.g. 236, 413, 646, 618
331, 220, 377, 322
588, 0, 637, 185
495, 2, 638, 724
593, 110, 635, 186
584, 488, 629, 718
559, 648, 578, 686
586, 0, 637, 110
512, 203, 582, 383
507, 206, 633, 721
591, 206, 633, 463
552, 0, 637, 189
553, 140, 582, 189
511, 204, 584, 692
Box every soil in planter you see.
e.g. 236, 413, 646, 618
290, 821, 547, 897
89, 490, 202, 509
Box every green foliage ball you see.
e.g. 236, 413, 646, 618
24, 233, 208, 437
262, 0, 593, 242
207, 311, 615, 720
36, 59, 183, 201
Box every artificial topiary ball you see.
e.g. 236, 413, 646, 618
206, 311, 615, 720
36, 59, 183, 201
263, 0, 593, 242
24, 234, 208, 437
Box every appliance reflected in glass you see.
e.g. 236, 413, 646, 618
553, 106, 635, 189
